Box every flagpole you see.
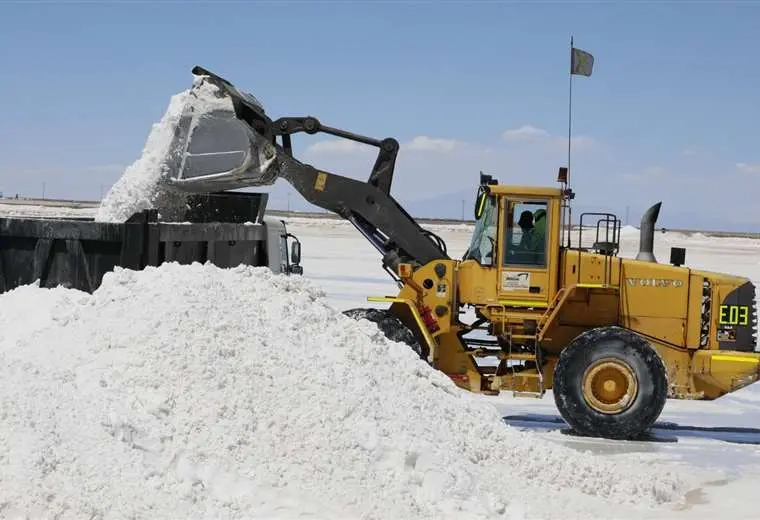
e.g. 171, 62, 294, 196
565, 35, 574, 248
567, 35, 573, 182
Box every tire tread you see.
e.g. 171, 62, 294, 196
552, 326, 668, 440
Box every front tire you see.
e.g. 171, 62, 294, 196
552, 326, 668, 440
343, 307, 427, 359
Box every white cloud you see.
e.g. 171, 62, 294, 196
402, 136, 460, 152
501, 125, 596, 151
306, 127, 596, 159
736, 162, 760, 174
307, 135, 462, 155
501, 125, 550, 140
295, 131, 584, 210
298, 129, 599, 204
306, 140, 373, 155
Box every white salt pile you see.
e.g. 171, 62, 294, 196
0, 263, 699, 519
620, 224, 640, 238
94, 77, 234, 223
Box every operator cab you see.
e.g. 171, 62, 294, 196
464, 198, 549, 268
459, 172, 565, 308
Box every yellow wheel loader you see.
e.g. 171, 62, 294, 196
164, 66, 758, 440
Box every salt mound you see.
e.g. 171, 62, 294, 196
620, 224, 640, 238
95, 78, 234, 223
0, 263, 697, 519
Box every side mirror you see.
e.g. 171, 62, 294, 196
291, 240, 301, 265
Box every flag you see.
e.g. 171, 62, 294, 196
571, 47, 594, 77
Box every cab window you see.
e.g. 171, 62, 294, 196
503, 200, 548, 267
463, 193, 497, 266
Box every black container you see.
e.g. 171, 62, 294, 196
184, 191, 268, 223
0, 192, 276, 294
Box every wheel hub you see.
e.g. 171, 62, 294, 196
582, 358, 638, 414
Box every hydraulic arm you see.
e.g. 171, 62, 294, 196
166, 66, 449, 278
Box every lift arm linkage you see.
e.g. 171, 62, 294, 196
191, 66, 449, 275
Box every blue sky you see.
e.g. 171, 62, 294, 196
0, 1, 758, 231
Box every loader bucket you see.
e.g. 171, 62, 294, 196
164, 66, 281, 193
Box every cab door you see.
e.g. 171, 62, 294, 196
497, 197, 558, 307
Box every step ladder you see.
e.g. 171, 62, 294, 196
536, 287, 569, 340
504, 327, 545, 398
464, 288, 582, 398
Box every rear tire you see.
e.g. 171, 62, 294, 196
343, 307, 426, 359
552, 326, 668, 440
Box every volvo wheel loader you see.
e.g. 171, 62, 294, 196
162, 66, 758, 440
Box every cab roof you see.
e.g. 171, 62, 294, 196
487, 184, 564, 198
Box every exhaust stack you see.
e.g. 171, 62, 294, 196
635, 202, 662, 263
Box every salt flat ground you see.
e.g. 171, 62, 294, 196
2, 202, 760, 517
281, 215, 760, 518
